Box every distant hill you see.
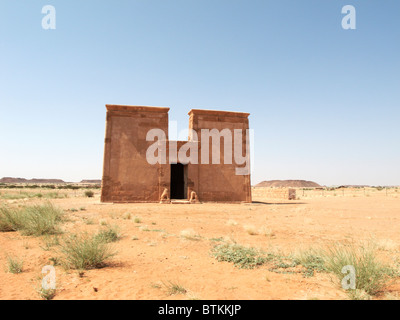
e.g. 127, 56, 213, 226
0, 177, 65, 184
255, 180, 322, 188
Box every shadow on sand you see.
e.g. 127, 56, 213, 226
250, 201, 306, 205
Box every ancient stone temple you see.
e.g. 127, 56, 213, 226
101, 105, 252, 203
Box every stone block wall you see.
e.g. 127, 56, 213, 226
251, 187, 296, 201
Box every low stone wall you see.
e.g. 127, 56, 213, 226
252, 187, 296, 201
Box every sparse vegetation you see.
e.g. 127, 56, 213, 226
180, 229, 201, 241
210, 240, 395, 292
38, 287, 56, 300
259, 226, 275, 238
226, 219, 238, 226
94, 226, 121, 243
210, 237, 224, 242
122, 212, 131, 220
0, 191, 67, 200
84, 190, 94, 198
321, 242, 397, 296
83, 218, 95, 225
19, 203, 64, 236
294, 249, 326, 277
0, 203, 64, 236
211, 243, 269, 269
0, 206, 20, 232
60, 233, 116, 270
162, 281, 187, 296
151, 282, 162, 289
243, 225, 258, 235
48, 257, 61, 266
41, 235, 61, 251
0, 183, 399, 300
6, 256, 23, 274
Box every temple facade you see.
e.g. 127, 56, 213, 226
101, 105, 251, 203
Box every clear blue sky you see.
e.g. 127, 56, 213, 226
0, 0, 399, 186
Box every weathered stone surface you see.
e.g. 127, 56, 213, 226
252, 187, 296, 201
101, 105, 252, 203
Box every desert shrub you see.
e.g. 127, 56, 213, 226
259, 226, 275, 238
0, 191, 65, 200
6, 256, 23, 274
180, 229, 201, 241
294, 249, 326, 277
243, 225, 258, 235
85, 190, 94, 198
210, 237, 224, 242
60, 233, 116, 270
321, 242, 396, 295
211, 243, 268, 269
83, 218, 95, 225
59, 185, 79, 190
0, 207, 22, 231
25, 185, 40, 189
44, 192, 67, 199
0, 192, 33, 200
19, 203, 64, 236
38, 288, 56, 300
0, 203, 63, 236
48, 257, 61, 266
94, 226, 121, 243
41, 235, 61, 251
162, 281, 187, 296
122, 212, 131, 220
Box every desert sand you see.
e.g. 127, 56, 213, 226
0, 187, 399, 300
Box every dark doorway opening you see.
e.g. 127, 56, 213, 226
170, 163, 187, 199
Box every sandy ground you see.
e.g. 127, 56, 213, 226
0, 188, 400, 300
